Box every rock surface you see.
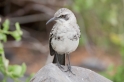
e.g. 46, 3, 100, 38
30, 63, 112, 82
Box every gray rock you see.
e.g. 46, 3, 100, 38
30, 63, 112, 82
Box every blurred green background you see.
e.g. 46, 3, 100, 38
0, 0, 124, 82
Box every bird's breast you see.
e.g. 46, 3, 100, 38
51, 30, 79, 54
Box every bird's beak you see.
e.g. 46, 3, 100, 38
46, 17, 56, 25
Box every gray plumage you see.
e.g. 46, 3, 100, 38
47, 8, 80, 73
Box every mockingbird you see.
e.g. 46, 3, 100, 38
46, 8, 80, 74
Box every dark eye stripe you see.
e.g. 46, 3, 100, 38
59, 15, 65, 18
58, 14, 69, 20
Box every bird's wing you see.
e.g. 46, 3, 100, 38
49, 36, 56, 56
49, 26, 57, 56
74, 24, 81, 38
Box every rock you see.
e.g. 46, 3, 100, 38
30, 63, 112, 82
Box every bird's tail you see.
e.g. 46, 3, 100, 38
53, 54, 65, 65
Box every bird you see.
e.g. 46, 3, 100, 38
46, 8, 81, 74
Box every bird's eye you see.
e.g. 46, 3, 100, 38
58, 14, 69, 20
59, 15, 66, 18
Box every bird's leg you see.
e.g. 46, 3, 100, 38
55, 53, 64, 70
65, 54, 75, 75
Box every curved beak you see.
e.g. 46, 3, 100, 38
46, 17, 56, 25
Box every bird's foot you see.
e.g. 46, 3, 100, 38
56, 63, 64, 71
65, 64, 75, 76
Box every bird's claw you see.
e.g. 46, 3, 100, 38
56, 63, 64, 71
65, 64, 75, 76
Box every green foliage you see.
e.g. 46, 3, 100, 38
8, 63, 26, 78
72, 0, 94, 12
0, 19, 27, 82
72, 0, 123, 48
71, 0, 124, 81
99, 37, 124, 82
101, 56, 124, 82
108, 33, 124, 82
113, 66, 124, 82
12, 23, 23, 41
0, 20, 23, 42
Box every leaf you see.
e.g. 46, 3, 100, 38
0, 56, 4, 69
2, 34, 7, 42
0, 33, 7, 42
2, 19, 10, 32
3, 58, 9, 69
20, 63, 26, 76
10, 23, 23, 41
0, 43, 4, 54
8, 63, 26, 78
15, 22, 23, 35
8, 65, 22, 78
0, 56, 7, 75
15, 22, 20, 31
11, 31, 21, 41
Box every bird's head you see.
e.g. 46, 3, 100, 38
46, 8, 77, 25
